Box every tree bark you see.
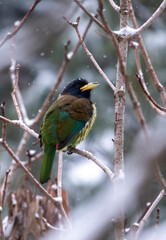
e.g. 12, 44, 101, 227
113, 0, 129, 239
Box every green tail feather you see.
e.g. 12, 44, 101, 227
40, 145, 56, 184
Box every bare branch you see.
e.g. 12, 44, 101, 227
136, 74, 166, 118
153, 160, 166, 192
64, 16, 116, 92
0, 100, 7, 142
134, 0, 166, 37
108, 0, 120, 12
0, 0, 41, 48
134, 190, 165, 240
130, 43, 166, 117
68, 147, 114, 182
128, 0, 166, 106
73, 0, 108, 33
1, 169, 10, 207
10, 64, 24, 121
0, 116, 38, 139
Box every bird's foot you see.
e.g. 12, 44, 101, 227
67, 147, 74, 155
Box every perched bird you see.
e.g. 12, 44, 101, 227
39, 78, 99, 183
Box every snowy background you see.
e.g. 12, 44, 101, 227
0, 0, 166, 239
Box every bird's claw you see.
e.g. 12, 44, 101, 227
67, 147, 74, 155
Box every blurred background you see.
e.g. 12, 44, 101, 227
0, 0, 166, 239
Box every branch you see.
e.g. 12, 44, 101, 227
133, 190, 165, 240
68, 147, 114, 182
10, 63, 23, 122
134, 0, 166, 37
10, 60, 29, 124
114, 0, 166, 39
128, 0, 166, 106
108, 0, 120, 12
1, 170, 10, 207
0, 116, 38, 139
0, 0, 41, 48
0, 101, 7, 142
64, 16, 116, 92
73, 0, 108, 33
153, 160, 166, 192
136, 74, 166, 118
130, 43, 166, 117
1, 141, 56, 204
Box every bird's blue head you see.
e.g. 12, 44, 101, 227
61, 78, 99, 99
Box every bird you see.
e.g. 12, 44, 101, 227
39, 78, 99, 183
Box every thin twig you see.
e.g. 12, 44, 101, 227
2, 170, 10, 207
64, 16, 116, 92
73, 0, 109, 34
67, 14, 97, 59
0, 0, 41, 48
0, 100, 7, 142
134, 0, 166, 37
11, 64, 23, 121
153, 160, 166, 192
68, 147, 114, 181
136, 74, 166, 118
131, 43, 166, 117
152, 208, 160, 240
42, 217, 69, 231
128, 0, 166, 106
133, 190, 165, 240
108, 0, 120, 12
130, 41, 142, 78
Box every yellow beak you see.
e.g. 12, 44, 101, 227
80, 82, 99, 92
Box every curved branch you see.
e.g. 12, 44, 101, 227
68, 147, 114, 182
136, 74, 166, 118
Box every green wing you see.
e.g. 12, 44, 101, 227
58, 111, 86, 149
39, 105, 60, 146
